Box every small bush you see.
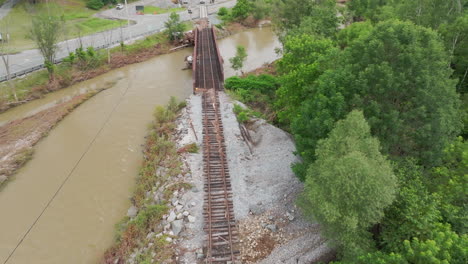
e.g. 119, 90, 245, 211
218, 7, 229, 16
237, 111, 250, 123
86, 0, 104, 10
132, 204, 167, 231
178, 143, 198, 153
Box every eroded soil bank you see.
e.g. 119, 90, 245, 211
0, 83, 114, 186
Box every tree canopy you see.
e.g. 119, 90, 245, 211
299, 110, 397, 258
290, 20, 461, 180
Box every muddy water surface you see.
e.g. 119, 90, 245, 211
0, 27, 278, 264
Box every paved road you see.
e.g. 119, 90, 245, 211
0, 0, 20, 20
0, 0, 236, 79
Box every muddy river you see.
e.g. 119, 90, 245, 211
0, 27, 279, 264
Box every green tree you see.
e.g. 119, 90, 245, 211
379, 159, 442, 252
229, 45, 247, 74
299, 110, 397, 258
336, 21, 374, 48
164, 12, 185, 41
338, 224, 468, 264
272, 0, 338, 38
86, 0, 104, 10
30, 14, 62, 80
430, 137, 468, 234
231, 0, 252, 20
276, 35, 338, 126
291, 20, 461, 178
251, 0, 272, 20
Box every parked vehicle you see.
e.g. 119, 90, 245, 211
116, 4, 124, 10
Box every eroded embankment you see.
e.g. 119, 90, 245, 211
0, 83, 113, 187
108, 91, 335, 263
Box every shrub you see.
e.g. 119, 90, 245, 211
86, 0, 104, 10
218, 7, 229, 16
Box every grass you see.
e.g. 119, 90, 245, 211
0, 0, 121, 52
104, 97, 191, 264
0, 19, 192, 112
142, 6, 185, 15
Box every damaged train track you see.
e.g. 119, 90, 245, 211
195, 26, 240, 263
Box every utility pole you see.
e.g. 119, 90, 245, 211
124, 0, 132, 40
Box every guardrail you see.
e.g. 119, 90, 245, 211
0, 27, 165, 83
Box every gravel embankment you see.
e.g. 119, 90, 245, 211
168, 93, 335, 263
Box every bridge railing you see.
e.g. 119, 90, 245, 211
193, 28, 199, 93
211, 27, 224, 82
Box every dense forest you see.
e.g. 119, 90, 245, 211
225, 0, 467, 263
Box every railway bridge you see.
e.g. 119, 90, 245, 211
192, 13, 240, 264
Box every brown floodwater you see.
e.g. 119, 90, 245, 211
0, 27, 279, 264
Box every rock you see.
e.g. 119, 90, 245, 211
196, 249, 205, 259
165, 237, 173, 243
148, 242, 154, 247
261, 222, 267, 228
171, 220, 184, 236
286, 212, 295, 221
0, 175, 7, 184
173, 190, 179, 197
250, 204, 264, 215
127, 205, 138, 218
172, 199, 179, 206
176, 213, 183, 220
154, 193, 162, 203
191, 202, 196, 207
188, 215, 196, 223
156, 166, 166, 176
167, 211, 176, 222
266, 224, 277, 232
183, 211, 190, 217
176, 205, 183, 211
168, 231, 174, 236
191, 186, 199, 193
164, 223, 171, 230
146, 232, 155, 239
268, 215, 274, 221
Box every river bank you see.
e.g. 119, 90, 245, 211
0, 16, 267, 114
0, 82, 114, 187
107, 90, 335, 263
0, 27, 279, 264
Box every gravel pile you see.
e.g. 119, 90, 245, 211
172, 93, 334, 263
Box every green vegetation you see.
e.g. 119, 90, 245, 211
105, 97, 187, 263
229, 45, 247, 74
299, 110, 396, 258
0, 0, 121, 52
225, 74, 278, 122
225, 0, 468, 262
164, 12, 185, 41
0, 20, 191, 112
217, 0, 273, 24
30, 14, 63, 79
143, 6, 184, 15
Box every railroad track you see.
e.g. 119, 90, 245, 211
196, 27, 240, 263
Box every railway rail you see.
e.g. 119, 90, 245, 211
195, 26, 240, 263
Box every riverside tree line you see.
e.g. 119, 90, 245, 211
224, 0, 467, 263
